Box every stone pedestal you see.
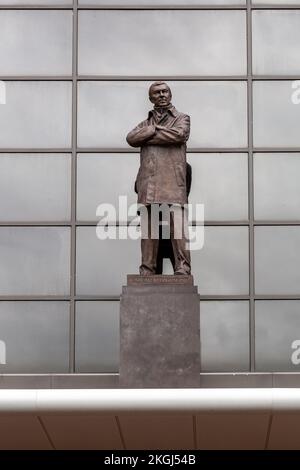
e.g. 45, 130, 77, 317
119, 275, 200, 388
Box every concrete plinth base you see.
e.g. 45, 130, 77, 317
119, 275, 200, 388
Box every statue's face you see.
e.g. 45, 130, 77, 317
149, 83, 172, 108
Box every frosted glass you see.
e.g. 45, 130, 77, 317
0, 1, 72, 4
77, 154, 139, 222
191, 226, 249, 295
0, 11, 72, 75
75, 301, 119, 373
253, 0, 300, 4
255, 226, 300, 295
200, 301, 249, 372
255, 301, 300, 372
254, 153, 300, 221
79, 10, 246, 76
0, 154, 71, 221
188, 153, 248, 221
253, 11, 300, 75
253, 81, 300, 148
76, 227, 140, 295
0, 82, 72, 148
0, 301, 69, 373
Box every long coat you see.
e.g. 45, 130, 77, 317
126, 106, 190, 205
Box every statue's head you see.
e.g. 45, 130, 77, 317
149, 81, 172, 108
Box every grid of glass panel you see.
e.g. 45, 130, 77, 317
1, 1, 300, 374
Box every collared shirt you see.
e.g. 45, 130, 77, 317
148, 104, 177, 124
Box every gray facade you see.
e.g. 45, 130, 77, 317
0, 0, 300, 374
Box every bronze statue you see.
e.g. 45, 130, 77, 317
126, 81, 191, 275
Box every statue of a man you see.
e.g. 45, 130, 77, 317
126, 81, 191, 275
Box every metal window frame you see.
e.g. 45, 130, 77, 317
1, 1, 300, 373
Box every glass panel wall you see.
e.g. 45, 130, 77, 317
1, 1, 299, 373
